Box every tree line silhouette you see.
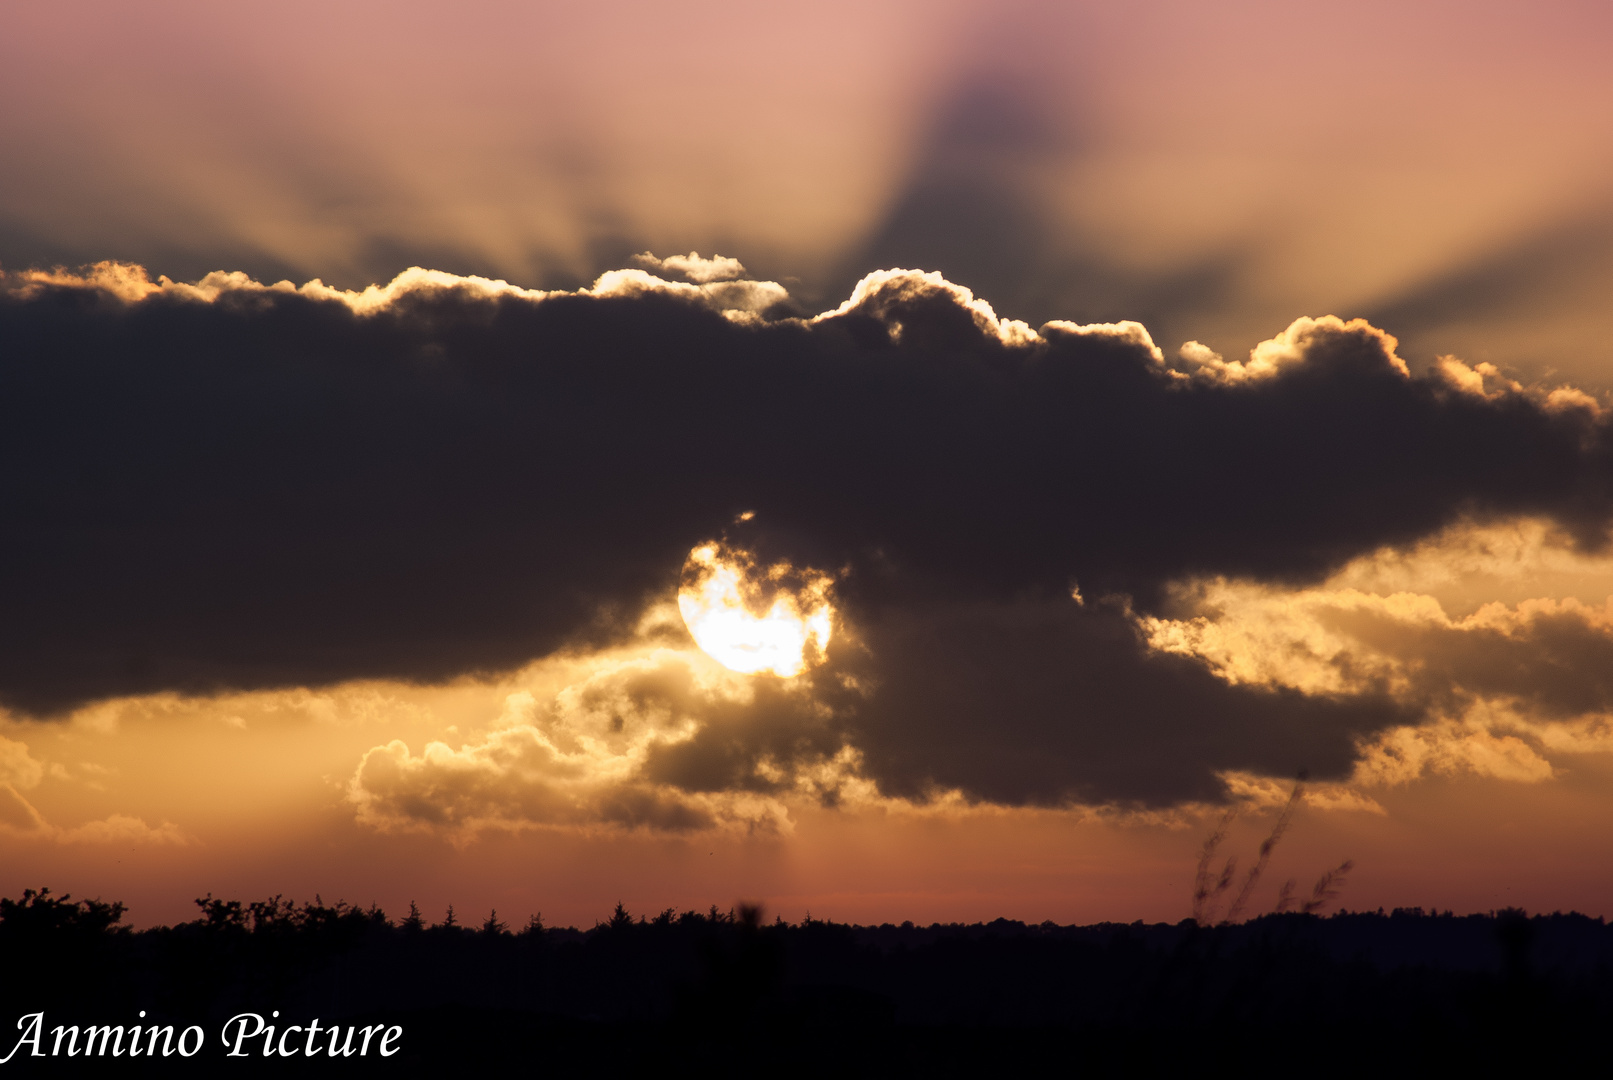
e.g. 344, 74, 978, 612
2, 886, 1611, 1075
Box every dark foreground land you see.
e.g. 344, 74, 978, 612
4, 890, 1611, 1076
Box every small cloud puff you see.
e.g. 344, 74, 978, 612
632, 251, 747, 283
1167, 316, 1409, 384
0, 781, 188, 844
0, 784, 48, 833
817, 268, 1040, 347
57, 814, 190, 846
587, 267, 788, 320
1216, 771, 1385, 815
0, 736, 43, 790
1434, 354, 1605, 416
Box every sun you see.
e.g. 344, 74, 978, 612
677, 542, 833, 677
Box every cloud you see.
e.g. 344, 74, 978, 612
4, 258, 1613, 810
632, 251, 747, 283
0, 726, 187, 841
56, 814, 190, 846
1352, 713, 1557, 787
0, 784, 48, 834
1139, 522, 1613, 714
3, 260, 788, 319
814, 267, 1041, 347
346, 642, 843, 836
1168, 316, 1408, 386
1139, 519, 1613, 786
1217, 771, 1385, 815
0, 736, 43, 790
1146, 586, 1613, 715
0, 781, 187, 844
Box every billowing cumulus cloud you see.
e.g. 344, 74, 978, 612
4, 259, 1613, 816
1145, 582, 1613, 712
346, 632, 837, 836
1141, 519, 1613, 789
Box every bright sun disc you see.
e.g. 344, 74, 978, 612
677, 542, 833, 677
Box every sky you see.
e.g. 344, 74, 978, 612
4, 0, 1613, 929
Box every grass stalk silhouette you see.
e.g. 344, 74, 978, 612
1274, 878, 1298, 914
1223, 781, 1303, 924
1192, 778, 1354, 923
1302, 860, 1354, 914
1192, 809, 1239, 924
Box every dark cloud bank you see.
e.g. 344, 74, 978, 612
3, 266, 1611, 807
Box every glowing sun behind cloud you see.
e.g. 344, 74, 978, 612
677, 541, 834, 677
